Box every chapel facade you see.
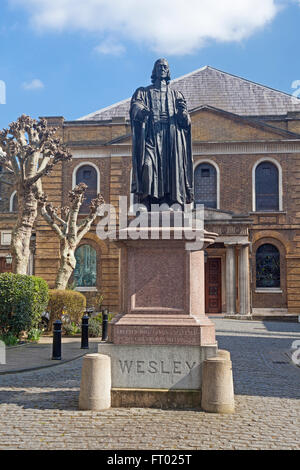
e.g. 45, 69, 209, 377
1, 65, 300, 317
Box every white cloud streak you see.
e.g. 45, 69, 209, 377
12, 0, 281, 55
94, 38, 125, 56
22, 79, 45, 90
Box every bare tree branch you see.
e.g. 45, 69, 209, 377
77, 193, 105, 241
35, 183, 105, 289
0, 114, 73, 274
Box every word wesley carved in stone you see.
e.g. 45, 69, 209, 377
98, 344, 217, 390
118, 359, 197, 375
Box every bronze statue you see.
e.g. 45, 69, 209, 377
130, 58, 194, 210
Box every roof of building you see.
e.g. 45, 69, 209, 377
78, 65, 300, 121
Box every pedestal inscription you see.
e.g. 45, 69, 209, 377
98, 343, 217, 390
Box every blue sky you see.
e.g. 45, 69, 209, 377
1, 0, 300, 130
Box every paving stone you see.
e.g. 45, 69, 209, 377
0, 319, 299, 450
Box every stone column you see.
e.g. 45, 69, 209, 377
225, 244, 236, 315
239, 244, 250, 315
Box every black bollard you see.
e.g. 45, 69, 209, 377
81, 314, 89, 349
52, 320, 62, 360
102, 309, 109, 341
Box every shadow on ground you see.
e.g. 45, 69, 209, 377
0, 389, 80, 410
217, 333, 300, 399
262, 321, 300, 333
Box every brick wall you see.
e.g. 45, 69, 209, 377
2, 109, 300, 314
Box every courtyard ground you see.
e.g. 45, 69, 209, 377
0, 318, 299, 450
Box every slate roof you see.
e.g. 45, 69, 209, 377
78, 65, 300, 121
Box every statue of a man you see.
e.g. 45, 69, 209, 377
130, 58, 194, 210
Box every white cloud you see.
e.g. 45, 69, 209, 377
22, 79, 45, 90
94, 38, 125, 56
12, 0, 281, 55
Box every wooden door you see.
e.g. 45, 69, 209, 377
205, 258, 222, 313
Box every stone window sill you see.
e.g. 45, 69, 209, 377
255, 288, 283, 294
249, 211, 286, 216
75, 287, 98, 292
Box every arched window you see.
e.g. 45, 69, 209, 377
74, 244, 97, 288
9, 191, 18, 212
255, 162, 279, 211
194, 163, 217, 209
256, 244, 280, 288
75, 164, 98, 213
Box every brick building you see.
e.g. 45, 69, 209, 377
1, 65, 300, 316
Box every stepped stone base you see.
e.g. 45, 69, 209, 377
108, 314, 216, 346
111, 388, 202, 409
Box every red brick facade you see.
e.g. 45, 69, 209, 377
2, 67, 300, 315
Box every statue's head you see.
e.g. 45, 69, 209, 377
151, 58, 171, 84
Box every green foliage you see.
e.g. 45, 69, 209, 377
88, 318, 102, 338
47, 289, 86, 329
66, 281, 76, 291
90, 292, 104, 311
0, 332, 19, 346
0, 273, 49, 338
63, 321, 81, 336
27, 328, 42, 342
92, 312, 114, 324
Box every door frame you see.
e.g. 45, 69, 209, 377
205, 256, 222, 314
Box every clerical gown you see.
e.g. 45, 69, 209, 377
130, 85, 194, 206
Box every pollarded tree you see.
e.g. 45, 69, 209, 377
35, 183, 104, 290
0, 115, 72, 274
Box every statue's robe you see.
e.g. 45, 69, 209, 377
130, 85, 194, 206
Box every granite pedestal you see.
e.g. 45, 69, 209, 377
98, 214, 219, 408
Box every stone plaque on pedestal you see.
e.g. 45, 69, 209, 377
97, 343, 217, 390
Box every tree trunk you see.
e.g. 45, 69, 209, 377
55, 239, 77, 290
11, 189, 38, 275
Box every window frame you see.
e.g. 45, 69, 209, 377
72, 162, 100, 192
9, 190, 17, 213
72, 162, 100, 214
255, 243, 281, 291
74, 243, 97, 290
252, 158, 282, 212
193, 159, 220, 210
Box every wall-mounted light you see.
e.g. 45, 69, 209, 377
5, 254, 12, 265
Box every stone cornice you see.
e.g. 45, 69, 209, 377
95, 140, 300, 156
192, 140, 300, 155
66, 139, 300, 156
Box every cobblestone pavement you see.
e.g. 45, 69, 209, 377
0, 319, 299, 450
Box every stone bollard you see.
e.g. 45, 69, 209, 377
201, 349, 235, 414
79, 354, 111, 411
216, 349, 231, 360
